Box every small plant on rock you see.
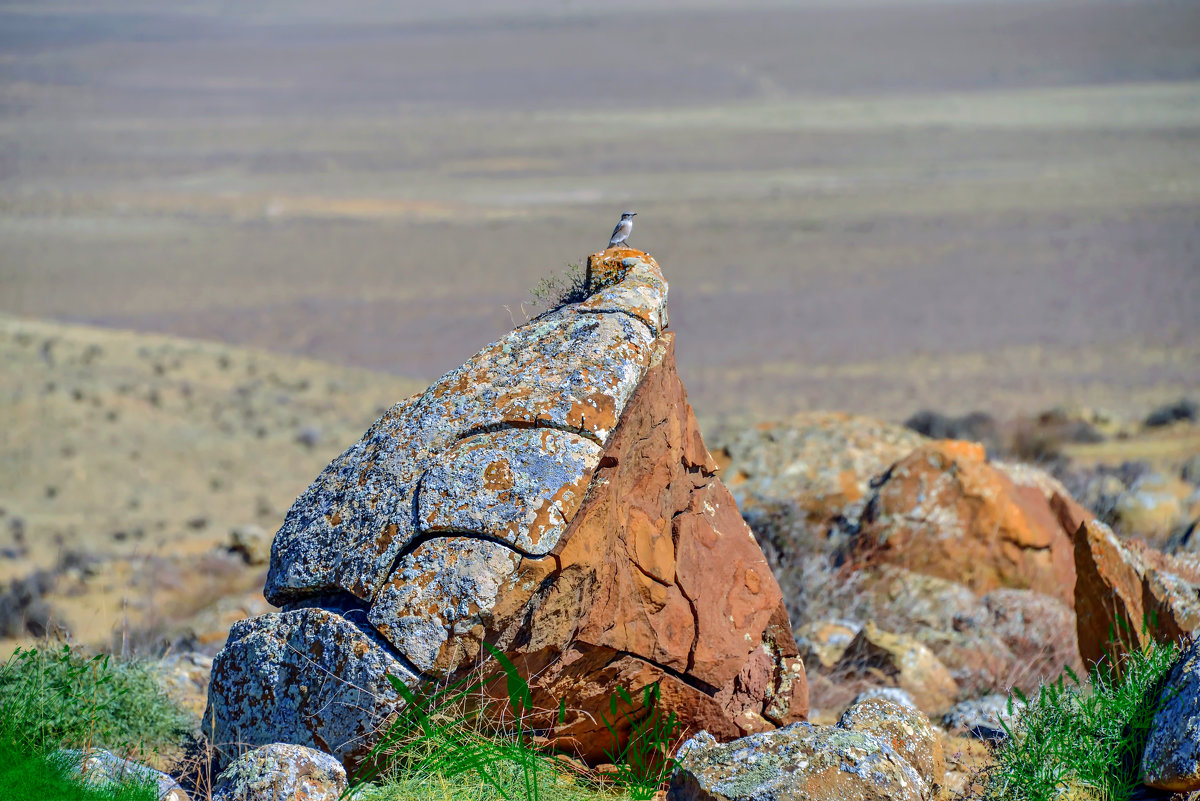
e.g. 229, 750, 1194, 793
344, 645, 685, 801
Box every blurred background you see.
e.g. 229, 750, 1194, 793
1, 0, 1198, 649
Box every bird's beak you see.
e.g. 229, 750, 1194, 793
631, 213, 638, 216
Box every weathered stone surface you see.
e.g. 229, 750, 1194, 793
418, 428, 599, 554
369, 538, 554, 673
56, 748, 189, 801
579, 251, 669, 335
833, 621, 959, 716
668, 724, 929, 801
838, 696, 945, 791
204, 608, 417, 769
266, 306, 656, 604
715, 412, 927, 538
1144, 639, 1200, 791
851, 440, 1078, 606
211, 743, 346, 801
211, 250, 805, 770
1058, 496, 1200, 670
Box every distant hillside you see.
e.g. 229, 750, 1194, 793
0, 314, 426, 651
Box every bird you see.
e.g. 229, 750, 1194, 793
607, 211, 637, 248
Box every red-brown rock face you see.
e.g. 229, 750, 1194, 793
1056, 496, 1200, 670
851, 441, 1078, 606
516, 333, 807, 756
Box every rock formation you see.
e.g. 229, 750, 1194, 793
1056, 496, 1200, 669
205, 248, 806, 769
850, 441, 1081, 606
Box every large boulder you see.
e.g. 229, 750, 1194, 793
850, 441, 1081, 606
205, 249, 806, 769
1057, 496, 1200, 670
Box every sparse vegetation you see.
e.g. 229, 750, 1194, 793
528, 263, 592, 312
978, 636, 1182, 801
346, 646, 682, 801
0, 644, 192, 801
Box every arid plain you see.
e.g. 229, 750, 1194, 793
1, 0, 1199, 650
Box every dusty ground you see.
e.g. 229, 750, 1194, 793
1, 0, 1198, 424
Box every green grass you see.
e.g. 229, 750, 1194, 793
0, 644, 192, 801
982, 637, 1183, 801
0, 749, 157, 801
346, 646, 680, 801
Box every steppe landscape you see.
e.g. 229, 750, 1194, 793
2, 1, 1200, 799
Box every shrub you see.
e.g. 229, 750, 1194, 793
0, 644, 191, 801
980, 636, 1182, 801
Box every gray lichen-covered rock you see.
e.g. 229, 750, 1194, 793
1143, 638, 1200, 791
838, 696, 944, 791
206, 249, 808, 770
205, 608, 415, 767
668, 723, 929, 801
211, 743, 346, 801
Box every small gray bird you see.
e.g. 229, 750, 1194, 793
608, 211, 637, 248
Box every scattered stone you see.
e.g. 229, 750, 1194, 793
56, 748, 189, 801
1112, 473, 1198, 548
211, 743, 346, 801
833, 621, 959, 716
1143, 638, 1200, 792
294, 426, 322, 449
851, 440, 1082, 606
205, 608, 416, 769
942, 695, 1018, 742
668, 724, 929, 801
851, 686, 917, 710
838, 696, 945, 790
227, 525, 270, 566
157, 651, 214, 719
903, 409, 998, 451
795, 620, 859, 670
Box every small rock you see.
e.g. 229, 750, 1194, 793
1143, 639, 1200, 792
942, 695, 1019, 742
838, 696, 945, 790
669, 724, 929, 801
211, 743, 346, 801
794, 620, 859, 670
228, 525, 270, 566
56, 748, 189, 801
834, 621, 959, 716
